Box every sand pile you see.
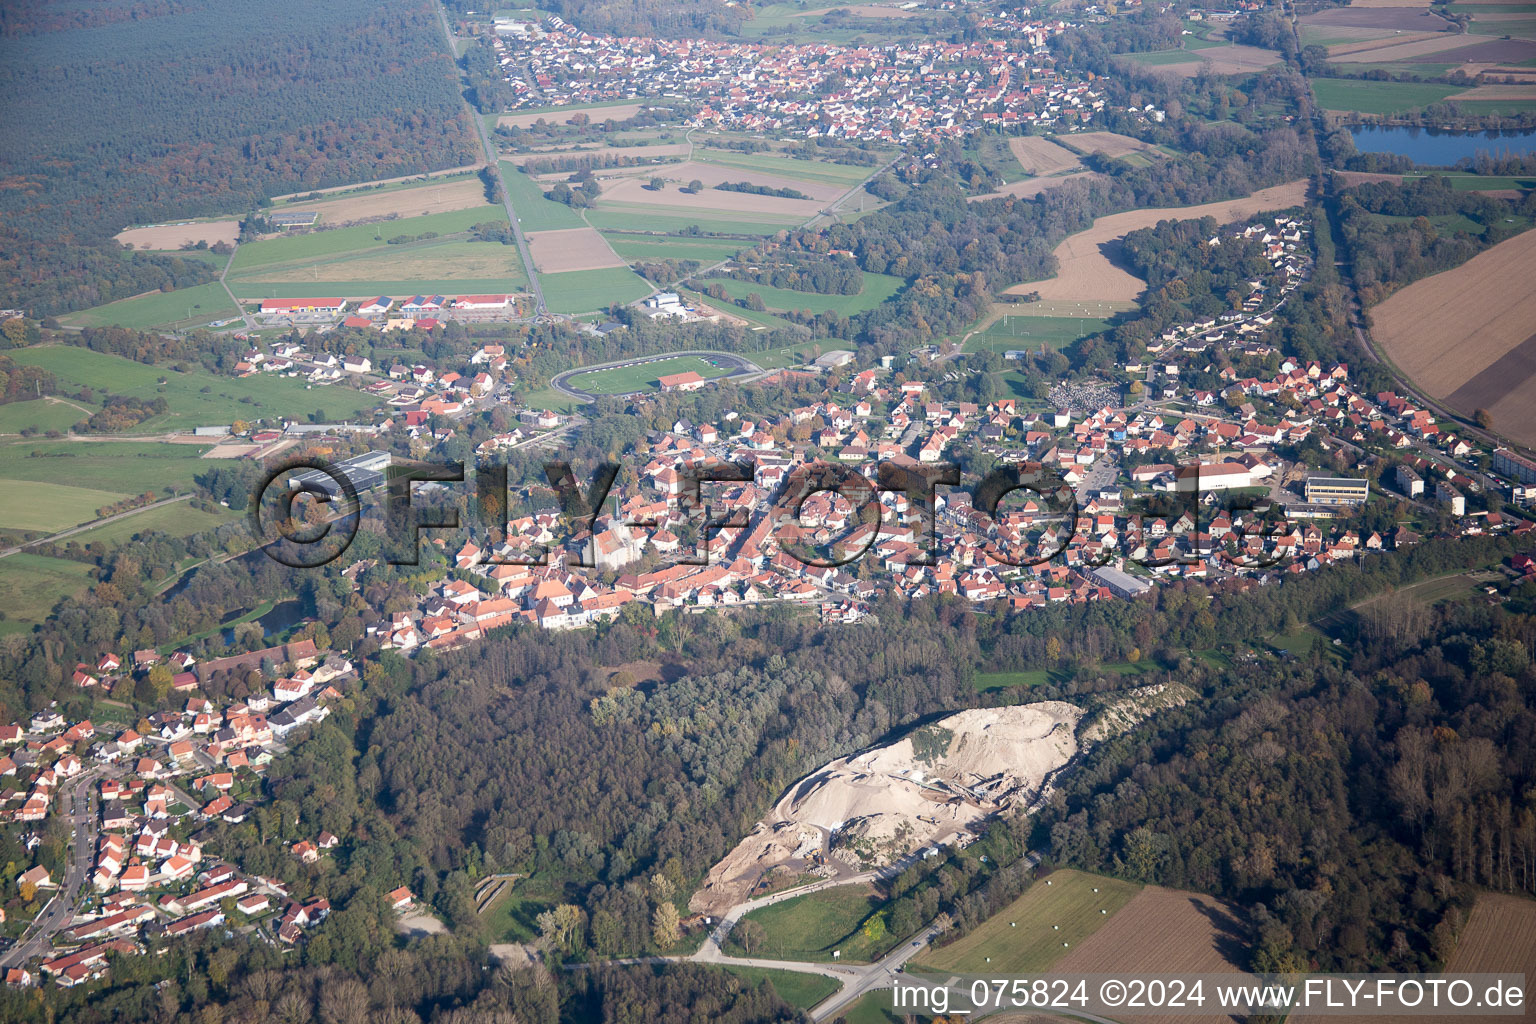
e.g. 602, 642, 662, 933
693, 701, 1094, 915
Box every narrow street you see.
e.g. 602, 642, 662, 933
0, 770, 100, 970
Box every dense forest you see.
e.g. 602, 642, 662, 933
1333, 175, 1536, 306
0, 0, 477, 314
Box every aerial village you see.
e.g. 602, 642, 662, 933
0, 646, 418, 988
492, 13, 1102, 141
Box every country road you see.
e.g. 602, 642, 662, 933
436, 4, 547, 319
0, 494, 192, 559
574, 849, 1045, 1020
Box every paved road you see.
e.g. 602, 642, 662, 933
0, 771, 100, 970
0, 494, 191, 559
218, 243, 257, 331
436, 5, 546, 318
549, 350, 764, 403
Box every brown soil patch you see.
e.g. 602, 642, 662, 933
1303, 6, 1446, 30
968, 170, 1101, 203
1372, 228, 1536, 447
1291, 893, 1536, 1024
1009, 137, 1084, 176
1432, 37, 1536, 63
114, 220, 240, 250
278, 177, 493, 225
1059, 131, 1160, 159
1449, 83, 1536, 100
524, 227, 625, 273
1195, 44, 1284, 73
1327, 31, 1449, 59
1006, 180, 1308, 304
1052, 886, 1248, 1024
499, 103, 643, 130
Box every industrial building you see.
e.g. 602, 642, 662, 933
1304, 475, 1369, 506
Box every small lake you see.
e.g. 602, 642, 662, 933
1349, 125, 1536, 166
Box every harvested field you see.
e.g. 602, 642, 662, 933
1433, 37, 1536, 62
1302, 6, 1446, 29
1330, 33, 1487, 62
1008, 137, 1083, 176
1350, 0, 1432, 7
587, 158, 845, 201
1371, 228, 1536, 447
968, 171, 1100, 203
1006, 180, 1309, 304
1059, 131, 1160, 159
1196, 43, 1284, 73
115, 220, 239, 250
499, 102, 642, 129
1051, 886, 1249, 1024
1450, 83, 1536, 100
524, 227, 625, 273
597, 175, 827, 217
275, 177, 493, 225
1447, 893, 1536, 976
1290, 894, 1536, 1024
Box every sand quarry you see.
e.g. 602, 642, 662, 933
694, 686, 1189, 914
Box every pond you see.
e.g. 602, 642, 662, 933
1349, 125, 1536, 166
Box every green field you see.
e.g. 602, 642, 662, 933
8, 346, 380, 431
0, 398, 90, 435
708, 966, 838, 1011
1127, 48, 1205, 66
0, 480, 135, 531
912, 869, 1142, 974
675, 286, 798, 331
1309, 78, 1460, 115
63, 500, 235, 547
604, 234, 751, 262
733, 885, 900, 963
498, 162, 589, 232
539, 266, 653, 313
974, 658, 1158, 691
480, 878, 555, 944
565, 355, 737, 395
230, 207, 502, 272
585, 208, 788, 236
695, 273, 905, 316
691, 148, 877, 188
0, 553, 97, 629
0, 440, 217, 495
967, 315, 1111, 354
59, 281, 242, 331
228, 240, 528, 293
1401, 172, 1536, 192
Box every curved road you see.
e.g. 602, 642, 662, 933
549, 350, 764, 403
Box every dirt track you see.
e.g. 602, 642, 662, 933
1005, 180, 1309, 304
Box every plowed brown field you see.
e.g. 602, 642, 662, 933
1371, 228, 1536, 446
1005, 180, 1308, 304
